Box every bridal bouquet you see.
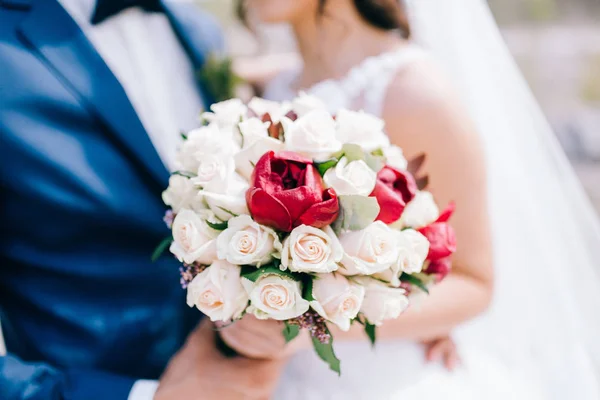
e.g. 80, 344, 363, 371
157, 94, 457, 374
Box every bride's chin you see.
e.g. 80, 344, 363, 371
243, 0, 317, 25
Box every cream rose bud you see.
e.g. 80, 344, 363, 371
323, 157, 377, 196
170, 209, 218, 265
399, 191, 440, 229
310, 274, 365, 331
217, 215, 282, 266
291, 92, 328, 117
191, 155, 234, 193
335, 109, 391, 152
356, 277, 410, 326
374, 229, 430, 287
201, 98, 248, 129
237, 118, 270, 148
282, 110, 342, 161
186, 260, 248, 322
383, 145, 408, 171
281, 225, 343, 274
162, 175, 198, 213
338, 221, 400, 276
247, 97, 291, 123
243, 274, 310, 320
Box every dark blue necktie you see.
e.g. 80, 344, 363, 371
91, 0, 163, 25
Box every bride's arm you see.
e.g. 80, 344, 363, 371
335, 60, 494, 342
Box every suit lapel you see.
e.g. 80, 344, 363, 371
17, 0, 170, 184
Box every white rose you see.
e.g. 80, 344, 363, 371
248, 97, 291, 123
238, 118, 270, 148
199, 172, 250, 221
356, 277, 409, 326
338, 221, 400, 275
335, 109, 390, 152
291, 92, 328, 117
243, 274, 310, 320
170, 209, 218, 264
191, 154, 234, 193
217, 215, 282, 266
186, 260, 248, 322
176, 124, 237, 173
323, 157, 377, 196
282, 110, 342, 161
374, 229, 430, 287
398, 191, 439, 229
201, 99, 248, 129
281, 225, 342, 273
383, 145, 408, 170
234, 136, 284, 181
162, 175, 198, 213
310, 273, 365, 331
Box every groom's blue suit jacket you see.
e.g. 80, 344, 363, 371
0, 1, 222, 398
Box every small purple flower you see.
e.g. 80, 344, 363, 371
179, 263, 207, 289
163, 209, 175, 229
288, 310, 331, 344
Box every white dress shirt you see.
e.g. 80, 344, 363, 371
58, 0, 204, 172
56, 1, 206, 398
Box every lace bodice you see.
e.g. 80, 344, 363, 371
263, 45, 428, 117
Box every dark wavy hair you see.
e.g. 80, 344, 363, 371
237, 0, 410, 39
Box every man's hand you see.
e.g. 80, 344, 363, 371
154, 319, 286, 400
218, 315, 310, 360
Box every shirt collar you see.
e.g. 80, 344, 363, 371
57, 0, 97, 27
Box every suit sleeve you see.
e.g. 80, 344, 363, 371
0, 352, 136, 400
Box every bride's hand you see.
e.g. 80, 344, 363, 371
218, 315, 310, 360
422, 336, 460, 371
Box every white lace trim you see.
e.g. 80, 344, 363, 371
264, 45, 428, 117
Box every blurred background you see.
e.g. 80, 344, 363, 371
199, 0, 600, 212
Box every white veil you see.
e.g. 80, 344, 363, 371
404, 0, 600, 396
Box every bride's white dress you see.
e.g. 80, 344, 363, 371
264, 46, 550, 400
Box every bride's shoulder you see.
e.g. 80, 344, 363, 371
383, 53, 479, 147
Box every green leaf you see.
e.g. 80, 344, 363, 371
240, 265, 296, 282
311, 326, 341, 375
282, 322, 300, 343
151, 237, 172, 262
180, 131, 188, 141
336, 195, 380, 231
314, 158, 339, 176
364, 322, 377, 347
198, 56, 244, 102
172, 170, 197, 178
400, 273, 429, 294
217, 206, 238, 218
205, 219, 228, 231
302, 276, 315, 301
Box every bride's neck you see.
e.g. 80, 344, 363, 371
290, 6, 404, 89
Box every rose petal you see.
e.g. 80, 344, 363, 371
377, 166, 417, 203
273, 185, 322, 224
370, 181, 406, 224
296, 188, 340, 228
274, 151, 313, 165
418, 222, 457, 261
246, 188, 293, 232
252, 151, 276, 190
302, 164, 324, 193
424, 257, 452, 282
436, 202, 456, 223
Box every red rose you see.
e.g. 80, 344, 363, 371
246, 151, 339, 232
418, 222, 457, 261
424, 257, 452, 282
370, 166, 417, 224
